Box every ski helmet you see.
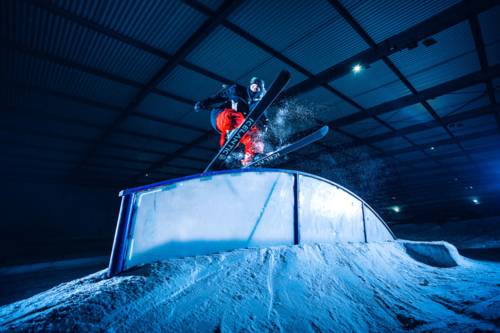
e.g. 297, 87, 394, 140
249, 77, 265, 91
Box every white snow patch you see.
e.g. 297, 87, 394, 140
1, 242, 499, 332
400, 240, 468, 268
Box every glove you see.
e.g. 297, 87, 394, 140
194, 101, 204, 113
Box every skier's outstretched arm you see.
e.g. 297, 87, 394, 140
194, 85, 235, 112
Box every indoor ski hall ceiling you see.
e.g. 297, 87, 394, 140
1, 0, 499, 223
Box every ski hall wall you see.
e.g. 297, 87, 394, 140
108, 170, 394, 275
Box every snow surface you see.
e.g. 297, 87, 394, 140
1, 241, 499, 332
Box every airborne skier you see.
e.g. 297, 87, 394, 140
194, 77, 268, 166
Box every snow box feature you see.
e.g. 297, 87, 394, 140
108, 169, 394, 276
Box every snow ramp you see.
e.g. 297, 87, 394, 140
2, 242, 499, 332
108, 169, 395, 276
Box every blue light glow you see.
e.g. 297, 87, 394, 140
352, 64, 363, 74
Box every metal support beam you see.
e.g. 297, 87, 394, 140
468, 13, 500, 131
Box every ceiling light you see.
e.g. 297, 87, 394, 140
352, 64, 363, 74
392, 206, 400, 213
472, 198, 480, 205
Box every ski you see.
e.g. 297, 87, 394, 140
203, 70, 291, 173
243, 126, 329, 168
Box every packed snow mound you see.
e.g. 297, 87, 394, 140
1, 242, 499, 332
401, 241, 465, 268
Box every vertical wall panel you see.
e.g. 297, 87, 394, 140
298, 175, 365, 243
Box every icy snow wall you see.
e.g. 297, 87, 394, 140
108, 169, 394, 276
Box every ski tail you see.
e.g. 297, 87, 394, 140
243, 126, 329, 168
203, 70, 291, 173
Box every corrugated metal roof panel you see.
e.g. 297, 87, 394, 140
322, 101, 360, 123
439, 156, 470, 165
329, 60, 411, 107
0, 129, 89, 152
470, 150, 500, 162
494, 78, 500, 101
3, 49, 138, 107
198, 0, 225, 10
96, 145, 160, 163
439, 155, 468, 166
409, 158, 439, 167
462, 135, 500, 149
339, 0, 460, 43
283, 13, 369, 74
3, 160, 72, 173
168, 157, 207, 168
378, 104, 434, 129
161, 60, 307, 104
235, 57, 308, 88
321, 131, 353, 146
53, 0, 208, 54
372, 137, 412, 150
480, 5, 500, 65
485, 35, 500, 66
405, 127, 450, 144
182, 147, 216, 160
1, 1, 166, 84
119, 116, 200, 143
186, 27, 271, 80
83, 166, 138, 179
90, 156, 149, 170
107, 132, 182, 153
427, 84, 489, 118
156, 165, 198, 175
353, 80, 412, 108
394, 150, 428, 161
3, 114, 102, 140
0, 149, 78, 167
428, 144, 461, 155
176, 109, 213, 132
389, 22, 480, 90
448, 114, 498, 137
229, 0, 337, 52
300, 87, 342, 105
10, 87, 117, 125
158, 65, 224, 101
136, 93, 191, 121
401, 51, 479, 91
341, 118, 391, 138
3, 147, 79, 164
297, 87, 359, 123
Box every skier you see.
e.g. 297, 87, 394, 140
194, 77, 267, 166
